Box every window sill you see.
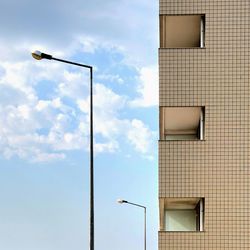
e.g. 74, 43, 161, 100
158, 139, 206, 142
159, 230, 205, 233
159, 47, 206, 49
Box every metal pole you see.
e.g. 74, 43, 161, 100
89, 67, 94, 250
125, 201, 147, 250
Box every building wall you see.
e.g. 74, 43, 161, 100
159, 0, 250, 249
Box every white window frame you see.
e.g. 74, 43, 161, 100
160, 198, 205, 232
160, 14, 206, 48
160, 107, 205, 141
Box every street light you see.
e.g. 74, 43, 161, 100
32, 50, 95, 250
117, 199, 146, 250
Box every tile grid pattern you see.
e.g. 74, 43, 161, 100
159, 0, 250, 249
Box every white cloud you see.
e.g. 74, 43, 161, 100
0, 58, 85, 161
130, 65, 159, 107
127, 119, 156, 160
58, 70, 90, 100
97, 74, 124, 85
32, 151, 66, 163
47, 115, 89, 152
93, 83, 127, 115
0, 36, 157, 162
0, 0, 158, 66
95, 141, 119, 153
67, 36, 100, 55
77, 83, 128, 153
78, 83, 127, 138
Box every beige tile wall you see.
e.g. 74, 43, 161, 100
159, 0, 250, 249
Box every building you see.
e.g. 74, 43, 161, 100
158, 1, 250, 249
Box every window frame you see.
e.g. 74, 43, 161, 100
160, 198, 205, 232
160, 14, 206, 49
160, 106, 205, 141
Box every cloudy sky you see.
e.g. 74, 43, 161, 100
0, 0, 158, 249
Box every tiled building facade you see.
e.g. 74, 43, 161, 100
159, 1, 250, 249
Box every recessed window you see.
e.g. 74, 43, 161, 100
160, 15, 205, 48
160, 198, 205, 232
160, 107, 205, 141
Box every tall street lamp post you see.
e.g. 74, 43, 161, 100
117, 199, 146, 250
31, 50, 95, 250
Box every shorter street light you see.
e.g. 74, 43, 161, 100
117, 199, 146, 250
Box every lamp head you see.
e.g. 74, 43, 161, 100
117, 199, 128, 204
31, 50, 52, 60
32, 50, 43, 60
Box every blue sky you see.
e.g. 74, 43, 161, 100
0, 0, 158, 249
